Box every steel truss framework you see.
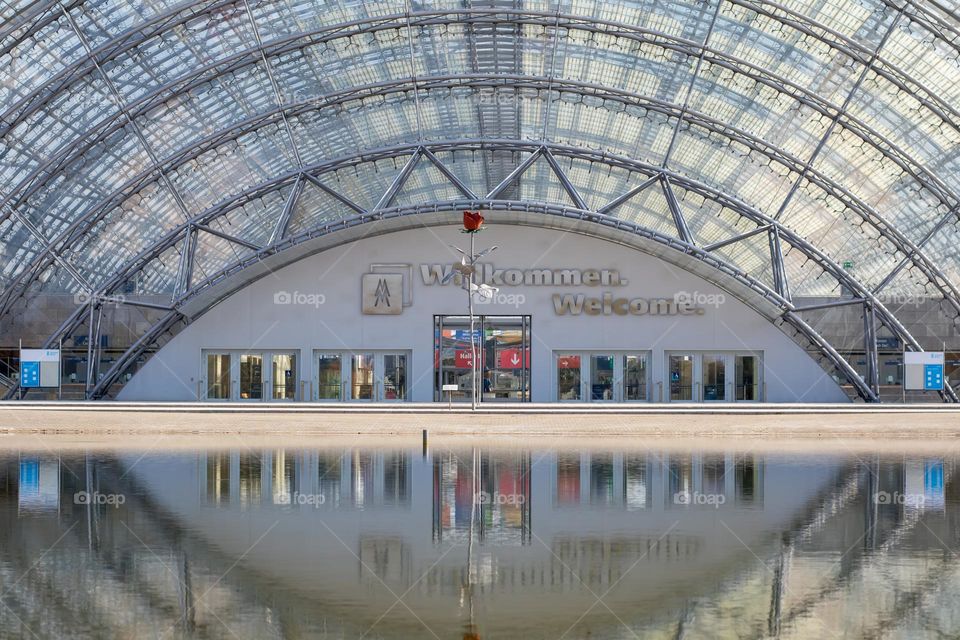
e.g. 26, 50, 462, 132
1, 1, 959, 401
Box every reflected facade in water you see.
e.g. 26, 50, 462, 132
0, 447, 958, 638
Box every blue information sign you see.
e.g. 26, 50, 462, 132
924, 364, 944, 390
20, 361, 40, 388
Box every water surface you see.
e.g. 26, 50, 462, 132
1, 445, 957, 639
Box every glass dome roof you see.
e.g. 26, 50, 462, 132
0, 0, 958, 399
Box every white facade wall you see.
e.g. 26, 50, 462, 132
119, 226, 848, 402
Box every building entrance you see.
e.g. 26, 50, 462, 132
434, 315, 531, 402
312, 351, 409, 402
555, 352, 650, 402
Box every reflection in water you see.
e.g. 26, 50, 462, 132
0, 447, 958, 638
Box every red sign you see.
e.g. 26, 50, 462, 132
557, 355, 581, 369
455, 350, 479, 368
498, 349, 529, 369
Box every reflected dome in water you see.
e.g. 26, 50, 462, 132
0, 446, 956, 639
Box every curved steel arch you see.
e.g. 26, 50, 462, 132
13, 140, 958, 402
2, 1, 959, 404
6, 8, 958, 216
4, 75, 959, 322
74, 202, 879, 401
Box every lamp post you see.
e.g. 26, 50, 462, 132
451, 211, 497, 410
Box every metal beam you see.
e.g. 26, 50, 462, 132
486, 148, 542, 199
240, 0, 303, 168
702, 224, 772, 252
597, 174, 661, 216
5, 204, 91, 294
420, 147, 479, 200
174, 227, 197, 300
373, 150, 422, 211
873, 205, 960, 295
864, 302, 879, 396
769, 226, 791, 302
773, 13, 902, 221
302, 174, 367, 215
661, 0, 724, 169
783, 310, 879, 402
194, 225, 263, 253
542, 148, 588, 211
661, 176, 694, 245
268, 175, 304, 247
792, 298, 865, 313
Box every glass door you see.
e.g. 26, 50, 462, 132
239, 353, 264, 400
205, 353, 231, 400
270, 353, 297, 400
736, 355, 760, 401
379, 353, 407, 401
669, 354, 695, 401
590, 354, 616, 401
351, 353, 374, 400
702, 355, 727, 402
434, 315, 530, 402
316, 353, 342, 400
623, 354, 648, 401
557, 354, 582, 401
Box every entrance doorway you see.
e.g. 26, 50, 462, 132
666, 352, 763, 402
201, 350, 300, 401
555, 352, 650, 402
434, 315, 531, 402
312, 351, 409, 402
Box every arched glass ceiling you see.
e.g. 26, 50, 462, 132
1, 0, 959, 400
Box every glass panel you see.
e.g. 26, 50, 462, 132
702, 355, 726, 401
317, 354, 342, 400
435, 316, 530, 403
557, 354, 581, 401
271, 354, 296, 400
590, 355, 615, 401
239, 354, 263, 400
206, 353, 230, 400
351, 353, 374, 400
669, 355, 694, 401
624, 354, 648, 401
735, 355, 758, 401
482, 323, 529, 402
382, 353, 407, 401
437, 324, 479, 402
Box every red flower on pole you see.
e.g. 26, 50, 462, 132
462, 210, 484, 232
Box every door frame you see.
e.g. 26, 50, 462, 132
554, 351, 652, 402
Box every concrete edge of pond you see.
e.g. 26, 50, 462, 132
1, 405, 960, 441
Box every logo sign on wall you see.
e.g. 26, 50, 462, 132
19, 349, 60, 389
361, 273, 403, 315
904, 351, 944, 391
